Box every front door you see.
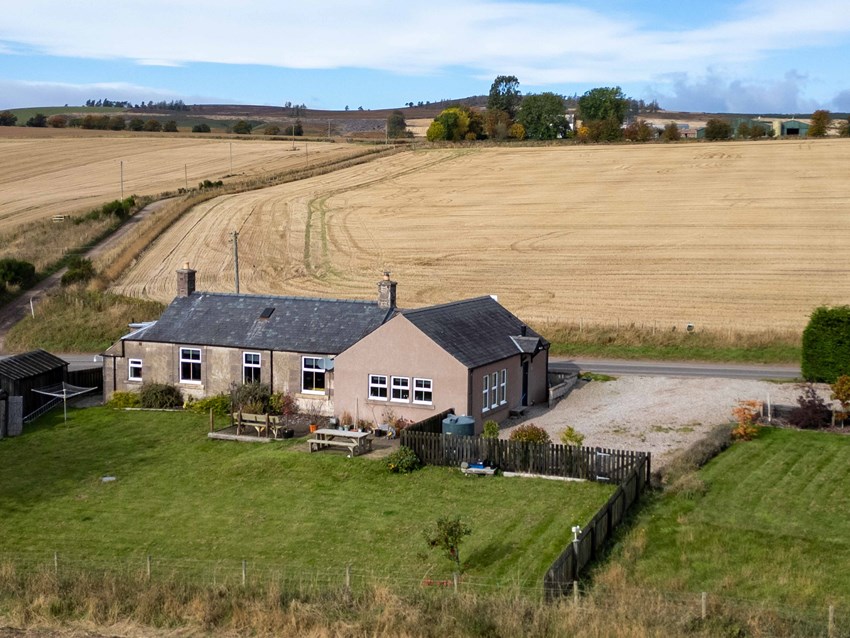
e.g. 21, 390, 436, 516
521, 360, 529, 406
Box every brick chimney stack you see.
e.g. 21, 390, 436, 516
377, 271, 397, 309
177, 262, 196, 297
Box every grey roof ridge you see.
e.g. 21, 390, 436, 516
399, 295, 496, 316
188, 290, 379, 306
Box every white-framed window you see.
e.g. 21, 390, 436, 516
128, 358, 143, 381
302, 356, 326, 394
482, 374, 490, 412
413, 378, 433, 404
391, 376, 410, 402
499, 368, 507, 405
179, 347, 201, 383
243, 352, 261, 384
369, 374, 388, 400
491, 372, 499, 409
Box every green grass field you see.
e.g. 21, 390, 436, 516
0, 407, 612, 587
600, 427, 850, 609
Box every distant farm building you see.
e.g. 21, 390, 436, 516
781, 119, 810, 136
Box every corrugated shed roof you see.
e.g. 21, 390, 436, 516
402, 296, 549, 369
132, 292, 393, 354
0, 349, 68, 381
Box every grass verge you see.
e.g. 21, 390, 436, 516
4, 290, 164, 352
0, 407, 612, 585
537, 320, 801, 364
595, 427, 850, 610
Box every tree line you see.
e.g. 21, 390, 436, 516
84, 98, 190, 111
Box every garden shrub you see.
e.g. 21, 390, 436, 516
60, 256, 96, 286
731, 400, 761, 441
801, 306, 850, 382
653, 423, 733, 490
789, 383, 831, 429
269, 391, 299, 416
386, 446, 421, 474
482, 420, 500, 439
107, 391, 140, 409
508, 423, 550, 444
187, 393, 230, 416
233, 383, 271, 413
560, 426, 585, 446
139, 383, 182, 409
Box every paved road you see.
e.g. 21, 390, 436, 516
550, 357, 800, 380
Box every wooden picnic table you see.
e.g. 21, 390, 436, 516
308, 428, 373, 456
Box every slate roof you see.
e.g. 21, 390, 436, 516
402, 296, 549, 369
130, 292, 393, 355
0, 349, 68, 381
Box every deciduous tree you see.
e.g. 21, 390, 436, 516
704, 118, 732, 140
143, 119, 162, 132
487, 75, 521, 119
163, 120, 178, 132
423, 516, 472, 571
47, 115, 67, 128
808, 109, 831, 137
517, 93, 569, 140
387, 110, 409, 138
25, 113, 47, 127
232, 120, 252, 134
192, 123, 211, 133
661, 122, 681, 142
624, 119, 656, 142
578, 87, 629, 124
128, 118, 145, 131
0, 111, 17, 126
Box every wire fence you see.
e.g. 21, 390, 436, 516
1, 550, 847, 636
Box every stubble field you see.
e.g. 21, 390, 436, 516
0, 128, 363, 232
110, 139, 850, 331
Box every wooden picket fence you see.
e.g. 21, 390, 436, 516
399, 429, 648, 484
543, 456, 649, 601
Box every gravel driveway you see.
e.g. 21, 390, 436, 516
503, 376, 827, 467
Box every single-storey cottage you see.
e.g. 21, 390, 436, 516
102, 266, 549, 429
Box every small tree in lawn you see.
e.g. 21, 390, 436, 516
731, 400, 761, 441
789, 383, 831, 429
423, 516, 472, 572
830, 375, 850, 427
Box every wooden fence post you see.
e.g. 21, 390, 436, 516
453, 572, 458, 593
701, 591, 707, 619
828, 605, 835, 638
53, 551, 58, 576
242, 560, 247, 586
147, 555, 152, 579
345, 564, 351, 591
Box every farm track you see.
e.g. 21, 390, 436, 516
108, 139, 850, 331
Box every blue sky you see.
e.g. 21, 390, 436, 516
1, 0, 849, 114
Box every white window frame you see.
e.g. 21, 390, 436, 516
243, 352, 261, 384
413, 378, 433, 405
301, 356, 326, 395
369, 374, 388, 400
482, 374, 490, 412
391, 376, 410, 402
128, 358, 143, 382
179, 347, 202, 384
491, 372, 499, 409
499, 368, 507, 405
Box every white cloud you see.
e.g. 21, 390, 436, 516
1, 0, 849, 84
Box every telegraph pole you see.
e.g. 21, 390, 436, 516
230, 231, 240, 293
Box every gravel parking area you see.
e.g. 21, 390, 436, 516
503, 376, 830, 467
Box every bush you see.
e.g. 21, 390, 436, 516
789, 383, 830, 429
47, 115, 68, 128
731, 400, 761, 441
269, 391, 299, 416
143, 119, 162, 132
652, 423, 733, 490
386, 446, 421, 474
560, 426, 585, 446
186, 393, 230, 416
60, 256, 96, 286
704, 118, 732, 140
0, 258, 36, 289
802, 306, 850, 382
128, 118, 145, 131
163, 120, 178, 132
263, 124, 281, 135
107, 391, 141, 408
26, 113, 47, 127
508, 423, 550, 444
139, 383, 182, 409
482, 420, 500, 439
0, 110, 17, 126
233, 383, 271, 413
232, 120, 252, 134
191, 123, 211, 133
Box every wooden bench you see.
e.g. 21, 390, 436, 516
233, 412, 276, 437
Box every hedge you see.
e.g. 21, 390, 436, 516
801, 306, 850, 382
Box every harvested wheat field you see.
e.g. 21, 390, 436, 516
111, 139, 850, 331
0, 128, 363, 231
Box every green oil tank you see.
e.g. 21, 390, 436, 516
442, 415, 475, 436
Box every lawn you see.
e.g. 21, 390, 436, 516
601, 427, 850, 609
0, 406, 613, 588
